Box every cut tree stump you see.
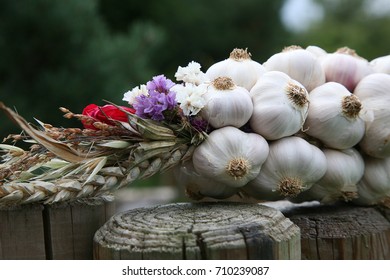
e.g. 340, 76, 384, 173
0, 201, 115, 260
284, 204, 390, 260
93, 202, 301, 260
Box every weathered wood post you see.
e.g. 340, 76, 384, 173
0, 201, 115, 260
93, 202, 301, 260
284, 204, 390, 260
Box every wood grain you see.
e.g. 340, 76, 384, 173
93, 202, 301, 260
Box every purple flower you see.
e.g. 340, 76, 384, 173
133, 91, 177, 121
146, 75, 175, 94
190, 116, 209, 132
132, 74, 178, 121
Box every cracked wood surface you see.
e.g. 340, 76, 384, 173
93, 202, 301, 260
284, 204, 390, 260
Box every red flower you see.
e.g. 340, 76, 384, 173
82, 104, 135, 129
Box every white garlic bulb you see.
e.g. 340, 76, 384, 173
354, 73, 390, 158
243, 136, 327, 200
354, 156, 390, 208
250, 71, 309, 140
299, 148, 364, 204
192, 126, 269, 188
263, 45, 325, 91
370, 55, 390, 74
201, 76, 253, 129
320, 47, 374, 91
205, 48, 266, 91
175, 161, 238, 200
304, 82, 365, 149
306, 45, 327, 58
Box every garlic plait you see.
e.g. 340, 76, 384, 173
200, 76, 253, 129
295, 148, 364, 204
354, 73, 390, 158
303, 82, 365, 149
249, 71, 309, 140
243, 136, 327, 201
263, 45, 325, 91
192, 126, 269, 188
205, 48, 266, 91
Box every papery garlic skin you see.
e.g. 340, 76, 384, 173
354, 73, 390, 158
201, 77, 253, 129
370, 55, 390, 74
306, 45, 327, 58
354, 156, 390, 207
299, 148, 364, 204
263, 45, 325, 92
304, 82, 365, 149
243, 136, 327, 201
192, 126, 269, 188
205, 48, 266, 91
320, 47, 374, 92
175, 161, 238, 200
250, 71, 309, 140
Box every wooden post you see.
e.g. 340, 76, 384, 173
0, 204, 46, 260
284, 204, 390, 260
93, 202, 301, 260
0, 201, 115, 260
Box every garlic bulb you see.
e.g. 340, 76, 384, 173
201, 76, 253, 129
192, 126, 269, 188
243, 136, 327, 200
298, 148, 364, 204
263, 45, 325, 91
306, 45, 327, 58
175, 161, 238, 200
320, 47, 374, 91
354, 73, 390, 158
354, 156, 390, 208
250, 71, 309, 140
370, 55, 390, 74
304, 82, 365, 149
205, 48, 266, 91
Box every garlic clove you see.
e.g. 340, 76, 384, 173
200, 76, 253, 129
354, 73, 390, 158
250, 71, 309, 140
206, 48, 266, 91
263, 45, 326, 92
304, 82, 365, 149
320, 47, 374, 92
192, 126, 269, 188
243, 136, 327, 201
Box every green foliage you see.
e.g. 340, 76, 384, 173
0, 0, 164, 138
296, 0, 390, 59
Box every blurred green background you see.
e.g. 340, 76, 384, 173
0, 0, 389, 190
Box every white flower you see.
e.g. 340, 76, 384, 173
175, 61, 208, 85
173, 83, 207, 116
122, 84, 148, 105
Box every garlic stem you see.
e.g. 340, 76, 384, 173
229, 48, 251, 61
212, 77, 236, 90
226, 157, 250, 180
278, 177, 303, 197
286, 82, 309, 107
342, 95, 361, 119
282, 45, 303, 52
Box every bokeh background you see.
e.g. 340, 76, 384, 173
1, 0, 389, 197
